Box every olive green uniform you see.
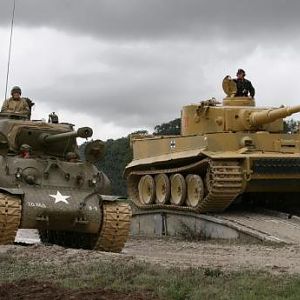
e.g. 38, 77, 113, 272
1, 97, 30, 115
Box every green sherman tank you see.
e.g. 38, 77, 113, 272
125, 78, 300, 213
0, 112, 131, 252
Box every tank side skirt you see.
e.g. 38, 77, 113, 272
0, 193, 22, 244
128, 159, 243, 213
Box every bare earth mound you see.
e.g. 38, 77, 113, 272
0, 280, 154, 300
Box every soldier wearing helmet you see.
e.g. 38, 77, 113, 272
1, 86, 30, 116
233, 69, 255, 98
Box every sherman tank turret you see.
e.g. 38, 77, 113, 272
125, 77, 300, 213
0, 111, 131, 252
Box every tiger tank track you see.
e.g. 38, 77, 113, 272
39, 201, 131, 253
0, 193, 22, 245
128, 159, 243, 213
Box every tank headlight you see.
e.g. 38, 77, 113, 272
15, 168, 22, 180
89, 177, 98, 186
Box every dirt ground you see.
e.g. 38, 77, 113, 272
125, 238, 300, 274
1, 237, 300, 299
1, 237, 300, 274
0, 280, 154, 300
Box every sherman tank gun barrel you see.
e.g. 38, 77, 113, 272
39, 127, 93, 144
249, 105, 300, 126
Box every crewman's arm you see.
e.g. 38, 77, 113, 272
1, 100, 9, 112
248, 81, 255, 98
20, 99, 30, 114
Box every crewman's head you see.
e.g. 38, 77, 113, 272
11, 86, 22, 100
236, 69, 246, 79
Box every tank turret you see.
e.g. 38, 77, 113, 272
39, 127, 93, 144
181, 101, 300, 135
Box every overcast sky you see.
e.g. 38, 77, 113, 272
0, 0, 300, 140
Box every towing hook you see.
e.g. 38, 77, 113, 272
79, 202, 86, 210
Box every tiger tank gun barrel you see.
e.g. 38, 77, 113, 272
39, 127, 93, 144
249, 105, 300, 126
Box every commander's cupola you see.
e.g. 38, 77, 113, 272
222, 76, 255, 107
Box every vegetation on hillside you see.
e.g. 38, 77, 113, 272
153, 118, 181, 135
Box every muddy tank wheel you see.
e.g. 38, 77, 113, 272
155, 174, 170, 204
186, 174, 204, 208
170, 173, 186, 206
138, 175, 155, 205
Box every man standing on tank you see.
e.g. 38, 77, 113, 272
1, 86, 30, 115
234, 69, 255, 98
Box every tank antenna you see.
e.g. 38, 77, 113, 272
4, 0, 16, 100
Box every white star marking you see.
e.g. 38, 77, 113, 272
49, 191, 70, 204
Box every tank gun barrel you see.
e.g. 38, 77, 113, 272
39, 127, 93, 144
249, 105, 300, 126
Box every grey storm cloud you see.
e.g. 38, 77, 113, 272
30, 48, 209, 128
0, 0, 300, 138
0, 0, 299, 41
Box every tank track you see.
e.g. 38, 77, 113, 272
39, 201, 131, 253
127, 159, 243, 213
0, 193, 22, 245
94, 202, 131, 252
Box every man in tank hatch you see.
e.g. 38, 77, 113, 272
1, 86, 30, 116
233, 69, 255, 98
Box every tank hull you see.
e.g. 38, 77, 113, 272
126, 132, 300, 213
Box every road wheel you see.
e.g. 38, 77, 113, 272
138, 175, 155, 205
170, 173, 186, 206
186, 174, 204, 208
155, 174, 170, 204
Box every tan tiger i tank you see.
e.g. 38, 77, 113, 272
125, 78, 300, 213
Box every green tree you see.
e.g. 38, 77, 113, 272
283, 119, 299, 133
95, 137, 132, 196
153, 118, 181, 135
79, 137, 133, 196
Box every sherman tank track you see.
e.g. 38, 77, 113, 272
94, 202, 132, 252
128, 159, 243, 213
0, 193, 22, 245
39, 201, 131, 253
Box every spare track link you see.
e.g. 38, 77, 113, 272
0, 193, 22, 245
128, 159, 243, 213
95, 202, 132, 252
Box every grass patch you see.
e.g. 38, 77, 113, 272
0, 252, 300, 300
